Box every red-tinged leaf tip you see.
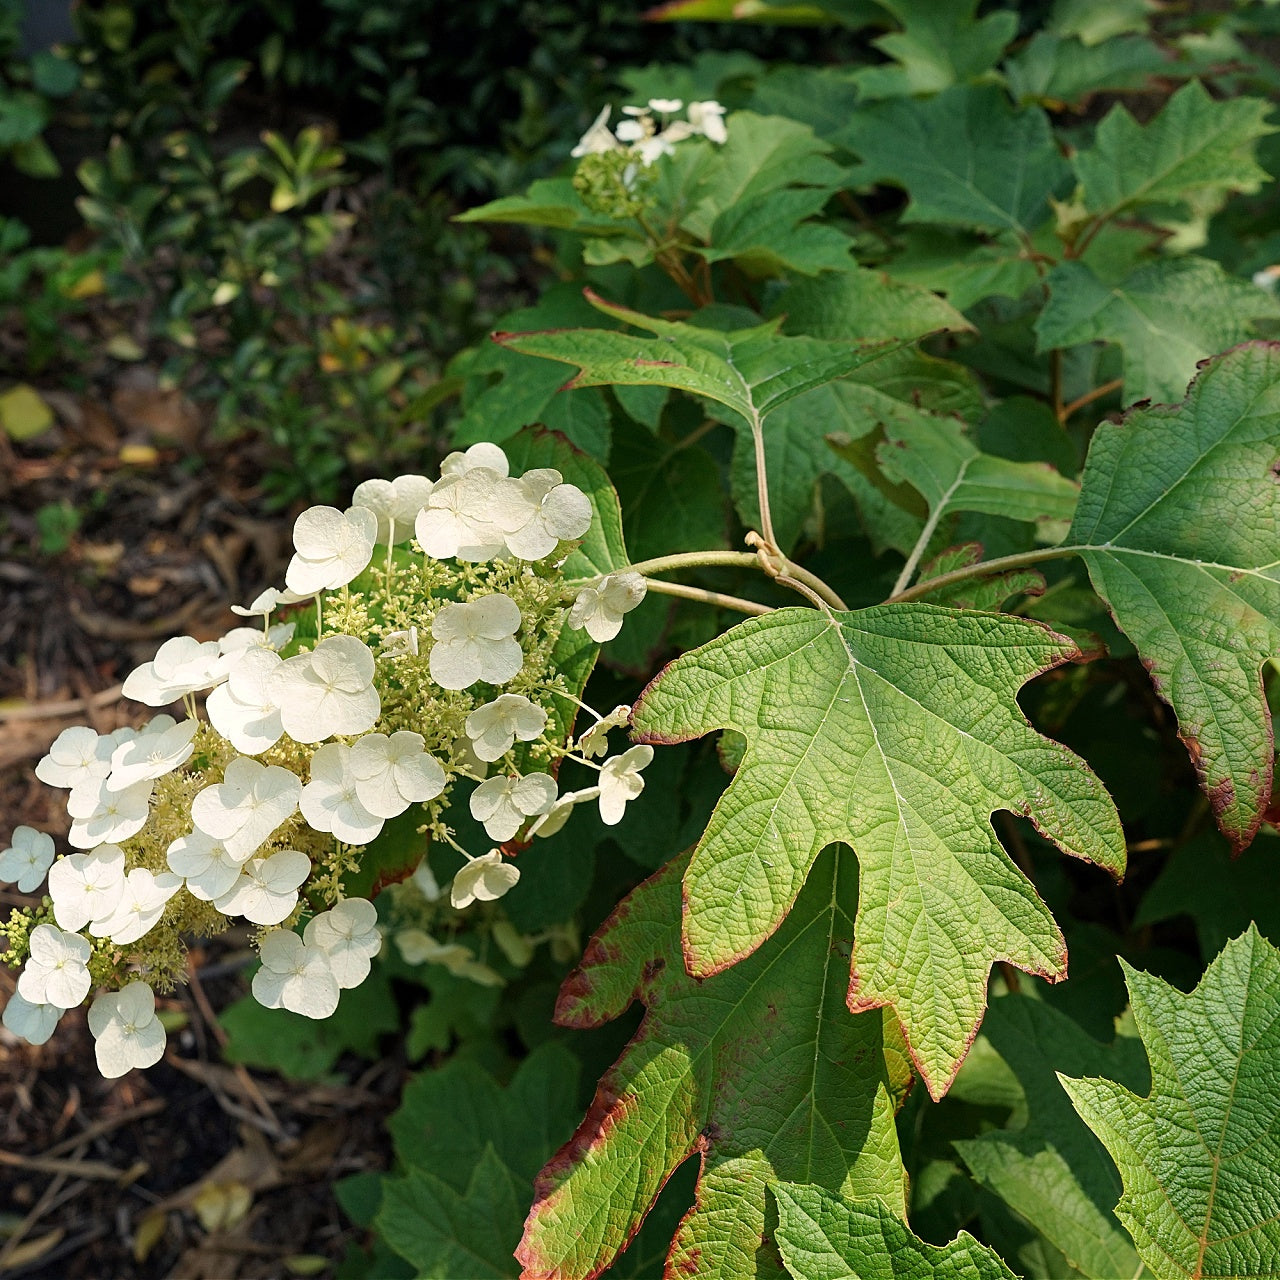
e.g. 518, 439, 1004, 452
847, 929, 1068, 1103
553, 855, 687, 1029
517, 1085, 643, 1280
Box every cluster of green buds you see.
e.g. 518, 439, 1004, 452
0, 442, 649, 1077
571, 96, 728, 216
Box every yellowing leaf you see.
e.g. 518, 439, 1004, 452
632, 604, 1124, 1095
0, 384, 54, 440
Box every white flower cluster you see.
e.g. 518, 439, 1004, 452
1, 442, 654, 1076
572, 98, 728, 165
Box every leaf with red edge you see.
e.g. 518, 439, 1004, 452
518, 845, 910, 1280
630, 604, 1125, 1096
1066, 341, 1280, 851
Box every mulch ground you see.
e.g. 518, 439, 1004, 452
0, 368, 400, 1277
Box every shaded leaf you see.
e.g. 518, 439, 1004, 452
769, 267, 972, 343
1049, 0, 1150, 45
220, 968, 398, 1080
866, 402, 1080, 530
683, 112, 848, 241
840, 85, 1071, 237
886, 228, 1041, 310
453, 177, 618, 233
496, 291, 897, 430
1073, 79, 1275, 222
1003, 32, 1172, 109
631, 604, 1125, 1094
913, 543, 1045, 611
697, 186, 855, 276
1136, 831, 1280, 961
517, 848, 909, 1280
772, 1183, 1017, 1280
853, 0, 1018, 101
379, 1046, 582, 1279
1035, 256, 1279, 403
611, 431, 729, 561
1065, 342, 1280, 849
380, 1146, 523, 1280
953, 996, 1148, 1279
1062, 926, 1280, 1280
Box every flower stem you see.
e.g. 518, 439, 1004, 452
642, 578, 773, 616
606, 549, 848, 612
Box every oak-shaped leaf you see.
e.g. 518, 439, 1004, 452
1061, 926, 1280, 1280
1073, 78, 1275, 223
838, 84, 1071, 237
851, 0, 1017, 102
495, 290, 898, 432
631, 604, 1125, 1095
912, 543, 1045, 612
1035, 257, 1279, 404
772, 1183, 1017, 1280
953, 995, 1149, 1278
1066, 341, 1280, 848
838, 397, 1081, 533
517, 847, 911, 1280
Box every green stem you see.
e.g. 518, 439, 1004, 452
599, 550, 848, 612
886, 545, 1082, 605
749, 409, 779, 555
621, 551, 759, 577
891, 462, 970, 597
641, 578, 772, 616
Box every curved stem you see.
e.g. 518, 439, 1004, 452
619, 550, 759, 577
1062, 378, 1123, 421
886, 545, 1082, 604
642, 577, 773, 616
597, 549, 849, 612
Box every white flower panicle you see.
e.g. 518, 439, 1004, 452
48, 843, 126, 931
215, 849, 311, 925
121, 636, 226, 705
0, 438, 666, 1078
598, 745, 654, 826
18, 925, 92, 1008
191, 757, 302, 859
572, 97, 729, 164
301, 743, 385, 845
470, 772, 558, 842
465, 694, 548, 762
206, 646, 285, 755
252, 929, 340, 1019
3, 991, 62, 1046
304, 898, 381, 988
349, 732, 446, 819
491, 468, 593, 560
272, 635, 380, 743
